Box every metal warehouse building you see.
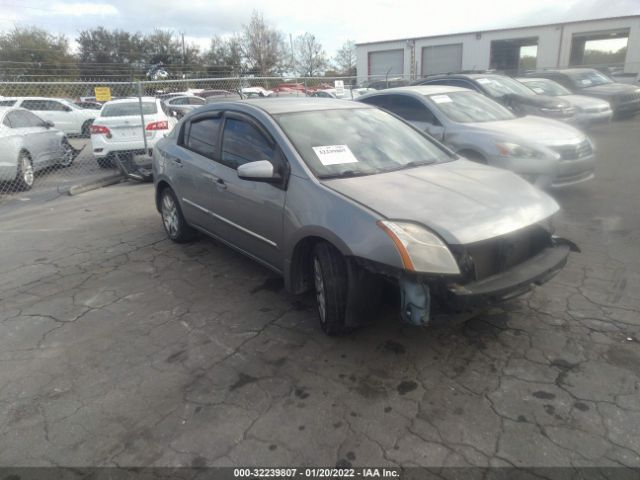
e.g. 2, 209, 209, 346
356, 15, 640, 83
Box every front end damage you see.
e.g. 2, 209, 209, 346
347, 225, 578, 328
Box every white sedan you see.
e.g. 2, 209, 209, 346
0, 97, 96, 137
90, 97, 177, 168
0, 107, 75, 191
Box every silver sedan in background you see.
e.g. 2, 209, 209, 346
518, 77, 613, 127
358, 86, 596, 188
0, 107, 74, 190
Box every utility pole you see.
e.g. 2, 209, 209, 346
181, 32, 186, 69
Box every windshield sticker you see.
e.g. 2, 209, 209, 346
312, 145, 359, 166
477, 78, 492, 85
431, 95, 453, 103
581, 79, 592, 86
531, 87, 545, 94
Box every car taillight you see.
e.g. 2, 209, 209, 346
90, 125, 111, 137
146, 120, 168, 131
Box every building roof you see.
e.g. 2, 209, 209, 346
355, 14, 640, 47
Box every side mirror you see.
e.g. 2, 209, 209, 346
63, 105, 72, 112
44, 120, 55, 128
237, 160, 278, 182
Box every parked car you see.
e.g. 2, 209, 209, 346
0, 97, 96, 137
199, 89, 236, 99
517, 77, 612, 127
163, 95, 206, 119
357, 86, 595, 188
413, 74, 577, 123
74, 101, 103, 110
152, 98, 576, 335
308, 88, 375, 99
90, 97, 177, 168
367, 78, 410, 90
524, 68, 640, 118
242, 87, 273, 97
0, 107, 75, 190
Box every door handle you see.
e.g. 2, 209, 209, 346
215, 178, 227, 191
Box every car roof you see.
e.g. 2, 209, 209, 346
536, 68, 594, 75
383, 85, 470, 95
517, 77, 551, 82
220, 98, 372, 115
104, 97, 157, 104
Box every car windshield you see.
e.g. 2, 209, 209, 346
565, 69, 614, 88
520, 79, 571, 96
101, 102, 157, 116
476, 76, 536, 97
426, 91, 516, 123
275, 107, 451, 178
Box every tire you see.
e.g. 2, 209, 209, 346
58, 139, 74, 168
312, 242, 349, 336
14, 152, 34, 191
160, 187, 196, 243
81, 120, 93, 138
97, 156, 114, 169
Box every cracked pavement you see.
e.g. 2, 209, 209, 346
0, 118, 639, 468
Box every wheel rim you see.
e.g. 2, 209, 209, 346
21, 157, 34, 186
313, 257, 326, 323
61, 142, 74, 166
161, 193, 179, 238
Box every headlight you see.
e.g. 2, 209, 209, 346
496, 142, 544, 159
377, 221, 460, 274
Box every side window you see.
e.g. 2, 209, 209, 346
189, 97, 205, 105
22, 100, 65, 111
171, 98, 189, 105
385, 95, 438, 124
0, 100, 17, 107
184, 116, 221, 159
23, 111, 47, 127
221, 118, 275, 169
6, 111, 31, 128
359, 95, 388, 109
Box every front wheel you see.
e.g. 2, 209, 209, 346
14, 152, 34, 191
59, 139, 74, 167
160, 188, 196, 243
312, 242, 349, 336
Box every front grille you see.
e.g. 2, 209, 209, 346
551, 140, 592, 160
620, 92, 640, 103
455, 225, 551, 282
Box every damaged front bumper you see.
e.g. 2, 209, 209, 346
399, 240, 574, 326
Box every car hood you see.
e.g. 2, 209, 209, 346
561, 94, 611, 109
466, 115, 585, 146
579, 83, 640, 97
322, 159, 559, 245
507, 93, 570, 109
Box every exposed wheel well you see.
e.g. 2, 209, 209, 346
155, 180, 171, 212
457, 149, 487, 163
289, 236, 337, 295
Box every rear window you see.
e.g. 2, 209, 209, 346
101, 102, 157, 117
0, 100, 17, 107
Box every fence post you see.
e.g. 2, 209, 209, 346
136, 81, 149, 153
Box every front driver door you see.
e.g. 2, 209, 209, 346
204, 112, 287, 271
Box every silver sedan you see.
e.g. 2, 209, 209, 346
518, 77, 613, 127
0, 107, 74, 190
358, 85, 595, 188
153, 98, 576, 335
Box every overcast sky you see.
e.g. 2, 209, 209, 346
2, 0, 639, 56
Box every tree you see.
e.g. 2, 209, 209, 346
294, 33, 328, 77
76, 27, 146, 79
241, 11, 285, 76
203, 35, 244, 76
333, 40, 356, 76
0, 26, 77, 80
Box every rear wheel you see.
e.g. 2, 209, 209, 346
14, 152, 34, 191
312, 242, 349, 336
160, 187, 196, 243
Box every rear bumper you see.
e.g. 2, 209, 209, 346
446, 242, 570, 309
91, 133, 163, 158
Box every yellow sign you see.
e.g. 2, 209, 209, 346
94, 87, 112, 102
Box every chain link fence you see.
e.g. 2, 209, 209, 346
1, 69, 637, 203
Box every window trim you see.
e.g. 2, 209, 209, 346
180, 112, 223, 161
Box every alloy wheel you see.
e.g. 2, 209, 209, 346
21, 157, 34, 187
161, 192, 179, 238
